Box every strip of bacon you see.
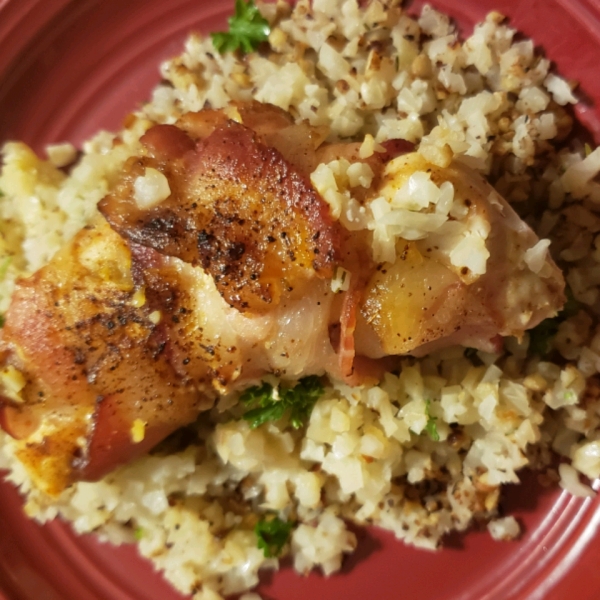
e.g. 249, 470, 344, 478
100, 119, 340, 313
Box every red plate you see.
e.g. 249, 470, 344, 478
2, 1, 600, 599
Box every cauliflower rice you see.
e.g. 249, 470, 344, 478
1, 1, 600, 598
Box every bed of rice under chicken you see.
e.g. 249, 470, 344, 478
2, 1, 600, 599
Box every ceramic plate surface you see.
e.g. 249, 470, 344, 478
2, 1, 600, 598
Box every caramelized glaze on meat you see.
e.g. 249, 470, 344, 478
355, 154, 566, 357
100, 112, 339, 312
0, 219, 207, 493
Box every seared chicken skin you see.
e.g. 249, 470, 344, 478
0, 220, 207, 493
0, 102, 565, 494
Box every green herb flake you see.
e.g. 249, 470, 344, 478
424, 400, 440, 442
211, 0, 270, 54
242, 400, 287, 429
529, 286, 580, 357
134, 527, 144, 541
425, 418, 440, 441
255, 515, 293, 558
240, 380, 272, 406
241, 375, 324, 429
0, 314, 4, 329
287, 376, 324, 428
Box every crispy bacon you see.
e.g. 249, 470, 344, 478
100, 119, 340, 313
338, 284, 359, 379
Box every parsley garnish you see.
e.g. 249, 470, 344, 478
134, 527, 144, 541
0, 314, 4, 328
529, 287, 580, 356
211, 0, 270, 54
255, 515, 293, 558
241, 376, 323, 429
424, 399, 440, 442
